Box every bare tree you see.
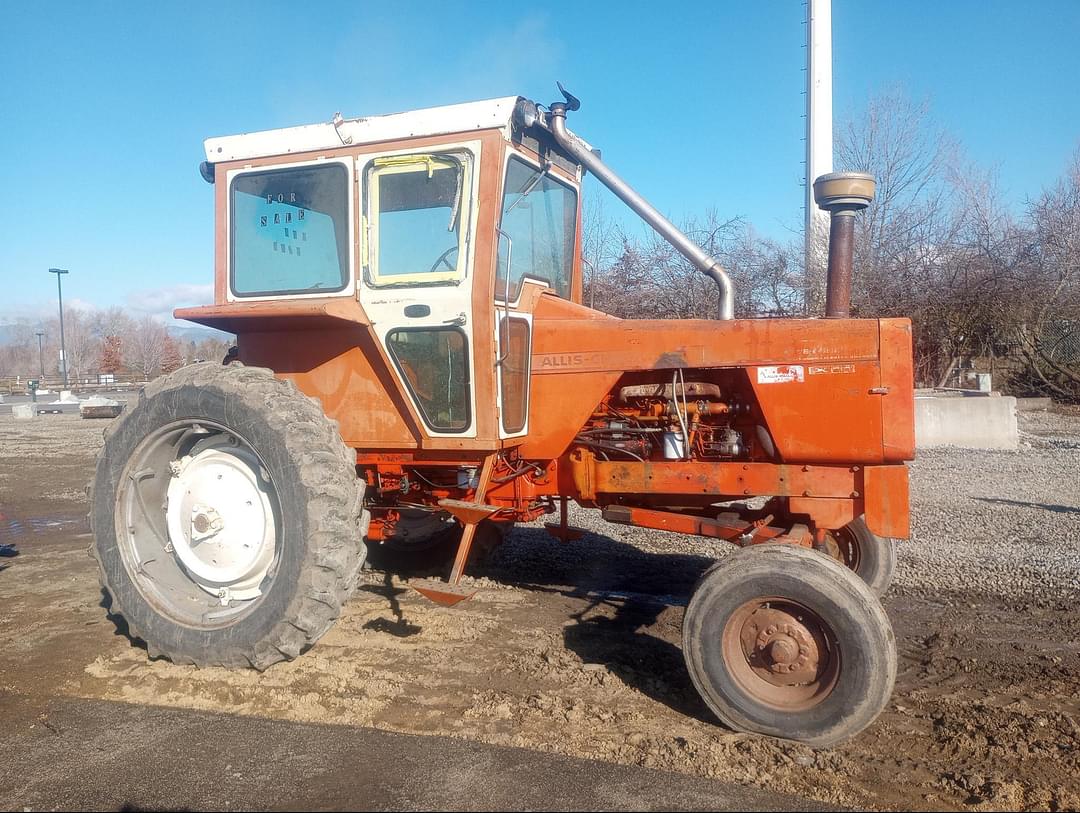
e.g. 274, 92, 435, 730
584, 211, 744, 320
1010, 148, 1080, 399
581, 195, 620, 310
834, 86, 960, 321
127, 316, 168, 379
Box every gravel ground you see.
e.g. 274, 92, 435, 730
902, 406, 1080, 603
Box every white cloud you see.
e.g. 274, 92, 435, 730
0, 299, 97, 324
126, 283, 214, 325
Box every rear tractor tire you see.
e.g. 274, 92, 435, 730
683, 544, 896, 747
89, 362, 369, 670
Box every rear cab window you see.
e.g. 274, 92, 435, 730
229, 162, 351, 297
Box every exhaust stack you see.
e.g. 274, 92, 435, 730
535, 88, 735, 320
813, 172, 875, 318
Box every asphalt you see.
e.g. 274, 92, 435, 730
0, 693, 831, 812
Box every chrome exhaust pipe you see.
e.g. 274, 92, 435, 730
538, 95, 735, 320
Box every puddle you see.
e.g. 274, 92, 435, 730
0, 513, 83, 539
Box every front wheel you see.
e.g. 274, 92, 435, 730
683, 544, 896, 747
90, 363, 368, 669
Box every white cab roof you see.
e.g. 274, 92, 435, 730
205, 97, 525, 163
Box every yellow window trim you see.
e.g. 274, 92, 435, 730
366, 153, 471, 286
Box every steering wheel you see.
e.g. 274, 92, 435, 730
427, 245, 458, 275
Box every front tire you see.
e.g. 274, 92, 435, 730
683, 544, 896, 747
90, 363, 368, 669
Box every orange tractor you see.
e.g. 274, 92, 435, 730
90, 86, 913, 746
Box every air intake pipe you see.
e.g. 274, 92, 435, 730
538, 94, 735, 320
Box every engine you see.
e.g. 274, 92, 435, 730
574, 376, 759, 463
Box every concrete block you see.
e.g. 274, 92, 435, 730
915, 394, 1018, 450
12, 404, 35, 420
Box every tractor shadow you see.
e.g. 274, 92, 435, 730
563, 590, 715, 724
478, 524, 723, 725
99, 588, 149, 654
975, 496, 1080, 515
358, 572, 422, 638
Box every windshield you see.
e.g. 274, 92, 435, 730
498, 155, 577, 300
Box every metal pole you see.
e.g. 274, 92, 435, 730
48, 268, 70, 388
35, 330, 45, 379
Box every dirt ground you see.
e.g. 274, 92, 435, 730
1, 408, 1078, 812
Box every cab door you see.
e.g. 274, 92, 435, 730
358, 143, 481, 438
495, 154, 580, 440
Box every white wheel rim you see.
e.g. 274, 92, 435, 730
165, 437, 277, 602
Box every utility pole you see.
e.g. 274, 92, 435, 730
805, 0, 834, 285
35, 330, 45, 379
48, 268, 70, 388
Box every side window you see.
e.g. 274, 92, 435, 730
498, 317, 531, 433
366, 154, 470, 286
498, 156, 577, 300
230, 163, 350, 297
386, 328, 470, 432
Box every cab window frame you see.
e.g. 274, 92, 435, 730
385, 325, 472, 433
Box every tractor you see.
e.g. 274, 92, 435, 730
90, 86, 913, 747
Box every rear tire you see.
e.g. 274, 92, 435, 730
90, 363, 368, 670
683, 544, 896, 747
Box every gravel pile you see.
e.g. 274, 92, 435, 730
497, 408, 1080, 606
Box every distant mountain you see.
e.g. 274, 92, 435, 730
0, 323, 233, 346
169, 324, 235, 344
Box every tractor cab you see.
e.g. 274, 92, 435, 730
181, 96, 587, 452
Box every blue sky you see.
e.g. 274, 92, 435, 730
2, 1, 1078, 323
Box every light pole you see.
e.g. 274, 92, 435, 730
35, 330, 45, 379
48, 268, 69, 388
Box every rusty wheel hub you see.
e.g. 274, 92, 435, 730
741, 607, 820, 685
722, 599, 840, 711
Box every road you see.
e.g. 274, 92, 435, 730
2, 694, 824, 811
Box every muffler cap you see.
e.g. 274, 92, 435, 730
813, 171, 875, 210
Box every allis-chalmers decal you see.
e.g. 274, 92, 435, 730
535, 351, 604, 370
